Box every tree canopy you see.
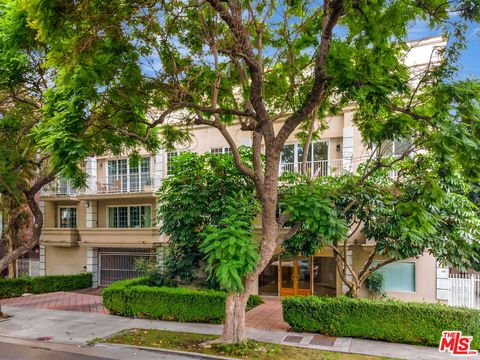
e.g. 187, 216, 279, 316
5, 0, 480, 343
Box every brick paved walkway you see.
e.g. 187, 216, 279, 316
1, 290, 285, 329
0, 291, 107, 314
245, 296, 289, 331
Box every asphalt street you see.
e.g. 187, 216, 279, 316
0, 340, 203, 360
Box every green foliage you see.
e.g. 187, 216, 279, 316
282, 296, 480, 349
280, 160, 480, 271
201, 205, 260, 293
0, 273, 92, 299
103, 278, 263, 324
365, 272, 385, 298
157, 150, 258, 285
0, 277, 29, 299
133, 258, 177, 287
29, 273, 92, 293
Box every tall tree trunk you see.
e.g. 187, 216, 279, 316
0, 173, 54, 272
218, 275, 256, 343
216, 151, 280, 344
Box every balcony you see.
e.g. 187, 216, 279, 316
42, 179, 77, 197
40, 228, 80, 247
92, 175, 156, 195
279, 159, 346, 178
78, 228, 163, 248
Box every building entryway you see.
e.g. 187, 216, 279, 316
279, 255, 312, 296
258, 254, 337, 297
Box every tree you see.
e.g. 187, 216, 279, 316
19, 0, 480, 343
0, 1, 56, 274
281, 156, 480, 297
157, 150, 258, 284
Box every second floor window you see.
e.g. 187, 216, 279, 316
211, 147, 232, 154
281, 142, 329, 175
108, 205, 152, 228
59, 207, 77, 228
106, 157, 151, 192
166, 151, 179, 175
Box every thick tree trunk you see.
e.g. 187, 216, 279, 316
0, 174, 54, 273
218, 277, 255, 343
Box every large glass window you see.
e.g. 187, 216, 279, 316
59, 207, 77, 228
381, 139, 412, 157
107, 158, 151, 192
313, 257, 337, 297
259, 257, 279, 296
280, 142, 329, 174
108, 205, 152, 228
375, 262, 416, 292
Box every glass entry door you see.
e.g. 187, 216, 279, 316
279, 255, 312, 296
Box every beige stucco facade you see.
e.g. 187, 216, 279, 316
38, 36, 448, 300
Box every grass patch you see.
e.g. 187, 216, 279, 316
104, 329, 393, 360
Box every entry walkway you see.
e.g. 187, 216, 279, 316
0, 290, 107, 314
245, 296, 289, 331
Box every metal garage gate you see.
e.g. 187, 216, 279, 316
98, 248, 156, 286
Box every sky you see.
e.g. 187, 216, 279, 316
408, 22, 480, 79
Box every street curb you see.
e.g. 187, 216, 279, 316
96, 342, 239, 360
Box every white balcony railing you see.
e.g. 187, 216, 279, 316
280, 159, 345, 178
42, 179, 77, 196
94, 175, 155, 194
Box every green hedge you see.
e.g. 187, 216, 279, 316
103, 277, 263, 324
282, 296, 480, 349
0, 273, 92, 299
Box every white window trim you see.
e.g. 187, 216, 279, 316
106, 204, 153, 228
58, 206, 78, 229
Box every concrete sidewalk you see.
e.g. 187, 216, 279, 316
0, 305, 459, 360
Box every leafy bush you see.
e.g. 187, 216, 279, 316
103, 278, 263, 324
133, 258, 177, 287
0, 273, 92, 299
30, 273, 92, 293
282, 296, 480, 349
366, 271, 385, 298
0, 277, 30, 299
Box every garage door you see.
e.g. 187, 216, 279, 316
98, 248, 156, 286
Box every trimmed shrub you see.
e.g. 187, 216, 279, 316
30, 273, 92, 293
0, 273, 92, 299
282, 296, 480, 349
103, 277, 263, 324
0, 277, 30, 299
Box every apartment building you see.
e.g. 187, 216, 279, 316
39, 36, 449, 302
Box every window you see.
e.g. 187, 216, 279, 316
107, 157, 151, 192
381, 139, 412, 157
211, 147, 232, 154
108, 205, 152, 228
166, 151, 180, 175
59, 207, 77, 228
280, 142, 329, 174
375, 262, 416, 292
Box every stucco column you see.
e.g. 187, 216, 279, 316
154, 151, 163, 189
39, 245, 46, 276
436, 263, 450, 303
86, 201, 97, 228
87, 247, 98, 288
85, 157, 97, 194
